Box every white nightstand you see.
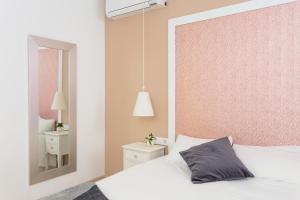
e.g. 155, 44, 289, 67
44, 131, 70, 168
122, 142, 166, 169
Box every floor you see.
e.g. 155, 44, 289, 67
40, 182, 95, 200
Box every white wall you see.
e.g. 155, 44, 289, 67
0, 0, 105, 199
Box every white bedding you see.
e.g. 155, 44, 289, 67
96, 157, 300, 200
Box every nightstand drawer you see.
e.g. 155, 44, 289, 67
123, 159, 139, 169
46, 143, 58, 154
124, 149, 146, 163
46, 135, 59, 144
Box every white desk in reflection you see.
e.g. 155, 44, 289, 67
44, 131, 70, 168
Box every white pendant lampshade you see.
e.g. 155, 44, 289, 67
133, 91, 154, 117
51, 91, 67, 110
133, 9, 154, 117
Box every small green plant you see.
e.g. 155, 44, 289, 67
57, 123, 63, 128
56, 122, 64, 131
145, 133, 156, 145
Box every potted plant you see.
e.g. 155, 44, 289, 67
145, 133, 156, 145
56, 122, 64, 131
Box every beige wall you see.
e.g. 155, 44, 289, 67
105, 0, 246, 176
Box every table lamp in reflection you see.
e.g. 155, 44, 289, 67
51, 91, 67, 131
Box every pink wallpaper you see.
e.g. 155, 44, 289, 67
38, 49, 58, 120
176, 2, 300, 145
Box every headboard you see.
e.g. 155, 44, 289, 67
168, 0, 300, 148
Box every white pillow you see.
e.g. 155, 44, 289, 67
167, 134, 233, 175
233, 144, 300, 184
39, 117, 55, 134
271, 146, 300, 153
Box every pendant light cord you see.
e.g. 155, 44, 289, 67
142, 8, 145, 91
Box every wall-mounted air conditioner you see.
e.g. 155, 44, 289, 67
106, 0, 167, 19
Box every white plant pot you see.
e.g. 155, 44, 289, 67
56, 127, 64, 132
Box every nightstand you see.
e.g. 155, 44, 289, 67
122, 142, 166, 169
44, 131, 70, 168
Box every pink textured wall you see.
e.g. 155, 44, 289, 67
38, 49, 58, 120
176, 2, 300, 145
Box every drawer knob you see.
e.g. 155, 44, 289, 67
51, 138, 53, 141
134, 154, 138, 159
50, 146, 53, 150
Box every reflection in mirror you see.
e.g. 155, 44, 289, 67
38, 48, 69, 172
28, 36, 76, 185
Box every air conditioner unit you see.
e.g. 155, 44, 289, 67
106, 0, 167, 19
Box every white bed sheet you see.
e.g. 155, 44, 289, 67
96, 157, 300, 200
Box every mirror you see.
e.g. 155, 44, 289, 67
28, 36, 77, 185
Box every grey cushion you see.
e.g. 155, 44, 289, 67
74, 185, 108, 200
180, 137, 254, 184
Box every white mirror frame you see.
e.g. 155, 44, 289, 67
28, 35, 77, 185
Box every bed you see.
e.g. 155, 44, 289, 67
90, 134, 300, 200
92, 135, 300, 200
95, 155, 300, 200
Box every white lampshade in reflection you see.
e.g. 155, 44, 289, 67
51, 91, 67, 110
133, 91, 154, 117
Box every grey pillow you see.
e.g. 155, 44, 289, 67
180, 137, 254, 184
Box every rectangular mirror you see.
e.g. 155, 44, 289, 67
28, 35, 77, 185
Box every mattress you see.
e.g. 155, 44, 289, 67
96, 157, 300, 200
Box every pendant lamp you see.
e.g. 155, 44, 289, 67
133, 9, 154, 117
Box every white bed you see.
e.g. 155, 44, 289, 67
96, 156, 300, 200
